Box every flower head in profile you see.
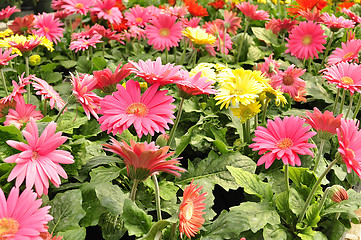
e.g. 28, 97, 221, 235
177, 70, 217, 99
321, 13, 355, 31
103, 138, 185, 181
90, 24, 124, 43
304, 107, 342, 140
183, 0, 208, 17
182, 26, 216, 46
92, 0, 123, 24
342, 8, 361, 25
0, 48, 18, 66
236, 2, 270, 21
286, 21, 326, 60
329, 185, 349, 203
31, 76, 66, 110
124, 5, 152, 27
62, 0, 95, 15
0, 6, 20, 22
0, 187, 53, 239
4, 95, 43, 129
255, 54, 281, 78
327, 39, 361, 65
69, 34, 102, 52
0, 73, 32, 104
250, 116, 317, 169
179, 180, 207, 239
98, 80, 175, 137
215, 10, 241, 35
0, 100, 16, 118
266, 18, 298, 35
5, 118, 74, 196
299, 8, 323, 22
231, 101, 261, 123
33, 13, 64, 44
322, 62, 361, 95
337, 119, 361, 178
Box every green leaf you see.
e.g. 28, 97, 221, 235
60, 60, 77, 69
139, 220, 171, 240
175, 125, 197, 156
57, 227, 86, 240
123, 199, 152, 237
247, 45, 264, 62
289, 188, 306, 216
41, 62, 57, 72
40, 71, 63, 83
92, 56, 107, 70
313, 232, 328, 240
78, 156, 121, 178
252, 27, 278, 46
48, 189, 86, 233
56, 111, 88, 134
178, 151, 257, 191
304, 203, 320, 227
0, 125, 23, 161
144, 178, 179, 201
304, 73, 333, 104
90, 166, 121, 184
76, 56, 93, 73
319, 219, 346, 240
99, 212, 126, 240
297, 225, 316, 240
95, 182, 126, 216
263, 224, 291, 240
227, 166, 273, 201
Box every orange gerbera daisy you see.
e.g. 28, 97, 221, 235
9, 14, 35, 35
287, 0, 327, 16
183, 0, 208, 17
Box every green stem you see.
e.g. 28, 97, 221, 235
298, 158, 339, 223
54, 101, 70, 122
318, 187, 330, 213
223, 26, 227, 57
339, 88, 346, 114
170, 223, 177, 240
152, 174, 162, 221
236, 19, 249, 63
165, 48, 168, 63
43, 98, 48, 116
313, 139, 325, 173
285, 164, 290, 198
254, 114, 258, 130
130, 179, 140, 202
147, 134, 152, 143
167, 97, 185, 147
332, 88, 340, 113
261, 99, 270, 125
192, 48, 197, 68
25, 55, 30, 104
242, 120, 251, 144
173, 47, 177, 63
0, 68, 8, 95
178, 39, 187, 65
102, 42, 105, 58
345, 93, 354, 119
319, 32, 335, 72
352, 92, 361, 119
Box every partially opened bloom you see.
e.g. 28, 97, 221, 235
5, 118, 74, 196
177, 70, 217, 98
299, 8, 323, 22
130, 57, 183, 86
322, 62, 361, 95
103, 138, 185, 181
124, 5, 152, 27
337, 119, 361, 178
92, 0, 123, 24
236, 2, 270, 21
98, 80, 175, 137
33, 13, 64, 44
62, 0, 95, 15
250, 116, 317, 169
0, 187, 53, 239
183, 0, 208, 17
327, 39, 361, 65
270, 65, 306, 98
31, 76, 66, 110
0, 48, 18, 66
179, 180, 207, 239
286, 21, 327, 60
304, 107, 342, 140
70, 72, 102, 119
342, 8, 361, 25
146, 14, 183, 51
69, 34, 102, 52
321, 13, 355, 31
182, 26, 216, 46
0, 73, 32, 104
4, 95, 43, 129
0, 6, 20, 22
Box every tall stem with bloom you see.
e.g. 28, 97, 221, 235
298, 158, 339, 223
353, 92, 361, 119
178, 39, 187, 65
25, 55, 30, 104
332, 88, 340, 113
261, 99, 270, 125
313, 139, 325, 172
0, 68, 8, 95
152, 174, 162, 221
346, 93, 354, 119
318, 187, 330, 213
223, 27, 227, 58
167, 97, 185, 147
130, 179, 140, 202
236, 19, 250, 63
285, 164, 290, 197
339, 88, 346, 114
319, 32, 335, 72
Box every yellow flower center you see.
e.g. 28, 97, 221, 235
347, 148, 355, 157
159, 28, 170, 37
44, 27, 50, 33
82, 41, 89, 45
75, 3, 84, 9
277, 138, 293, 149
282, 74, 295, 86
302, 35, 312, 46
343, 52, 354, 60
105, 9, 112, 15
126, 102, 149, 117
32, 151, 39, 160
182, 201, 194, 221
341, 76, 354, 85
135, 17, 143, 23
0, 218, 19, 239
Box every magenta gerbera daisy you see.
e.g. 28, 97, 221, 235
124, 5, 152, 27
0, 73, 32, 104
62, 0, 95, 15
91, 0, 123, 25
321, 13, 355, 31
5, 118, 74, 196
249, 116, 317, 169
177, 70, 217, 98
322, 62, 361, 95
69, 34, 102, 52
145, 14, 183, 51
285, 21, 327, 60
33, 13, 64, 44
31, 76, 66, 110
98, 79, 176, 138
0, 6, 20, 22
327, 39, 361, 65
0, 187, 53, 239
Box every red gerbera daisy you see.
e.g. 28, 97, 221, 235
236, 2, 270, 21
183, 0, 208, 17
266, 18, 298, 35
287, 0, 327, 16
0, 6, 20, 22
9, 14, 35, 35
208, 0, 225, 10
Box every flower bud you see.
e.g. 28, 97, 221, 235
329, 185, 348, 203
156, 133, 169, 147
29, 54, 41, 66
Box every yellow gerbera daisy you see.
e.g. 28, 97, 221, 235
216, 68, 233, 84
260, 84, 287, 106
234, 69, 270, 87
231, 102, 261, 123
0, 29, 13, 38
29, 35, 54, 52
190, 63, 217, 82
182, 27, 216, 46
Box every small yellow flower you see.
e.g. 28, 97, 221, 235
190, 63, 217, 82
139, 82, 148, 91
29, 35, 54, 52
231, 102, 261, 123
0, 29, 13, 38
182, 27, 216, 46
261, 84, 287, 106
29, 55, 41, 66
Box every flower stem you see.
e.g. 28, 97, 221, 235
332, 88, 340, 113
165, 48, 168, 63
261, 99, 270, 125
318, 187, 330, 213
192, 48, 197, 68
178, 38, 187, 65
339, 88, 346, 114
130, 179, 140, 202
345, 93, 354, 119
54, 101, 69, 122
152, 174, 162, 221
254, 114, 258, 130
313, 139, 325, 172
285, 164, 290, 197
43, 98, 48, 116
147, 134, 152, 143
25, 55, 30, 104
242, 120, 251, 144
352, 92, 361, 119
167, 97, 185, 147
223, 26, 227, 57
298, 158, 339, 223
173, 47, 177, 63
0, 68, 8, 95
236, 19, 249, 63
319, 32, 335, 72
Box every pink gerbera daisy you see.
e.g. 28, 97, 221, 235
103, 138, 185, 181
5, 118, 74, 196
0, 73, 32, 104
270, 64, 306, 98
177, 70, 217, 98
299, 9, 323, 23
0, 48, 18, 66
124, 5, 152, 27
215, 30, 232, 54
33, 13, 64, 44
31, 76, 66, 110
286, 21, 327, 60
321, 13, 355, 31
145, 14, 183, 51
98, 79, 176, 137
249, 116, 317, 169
62, 0, 95, 15
337, 119, 361, 178
130, 57, 183, 86
0, 6, 20, 22
161, 6, 189, 19
69, 34, 102, 52
90, 24, 124, 43
215, 10, 241, 35
342, 8, 361, 25
255, 54, 281, 78
322, 62, 361, 95
4, 95, 43, 129
70, 72, 102, 119
265, 18, 298, 35
91, 0, 123, 25
0, 187, 53, 239
327, 39, 361, 65
236, 2, 270, 21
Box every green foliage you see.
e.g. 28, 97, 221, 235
0, 125, 23, 161
122, 199, 152, 237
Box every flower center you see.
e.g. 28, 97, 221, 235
75, 3, 84, 9
82, 41, 89, 46
126, 102, 149, 117
135, 17, 143, 23
182, 201, 194, 221
346, 147, 355, 157
32, 151, 39, 160
276, 138, 293, 149
282, 74, 295, 86
43, 27, 50, 33
341, 76, 354, 85
159, 28, 170, 37
104, 9, 112, 15
302, 35, 312, 46
0, 218, 20, 239
343, 52, 354, 60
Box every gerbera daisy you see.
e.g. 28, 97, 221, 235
161, 6, 189, 19
62, 0, 95, 15
265, 18, 298, 35
69, 34, 102, 53
9, 14, 35, 35
0, 6, 20, 22
0, 34, 42, 56
327, 39, 361, 65
179, 180, 207, 239
0, 48, 17, 66
33, 13, 64, 44
182, 26, 216, 46
215, 68, 264, 109
255, 54, 281, 78
342, 8, 361, 25
31, 76, 66, 110
124, 5, 152, 27
0, 73, 32, 104
183, 0, 208, 17
304, 107, 342, 140
92, 0, 123, 25
0, 187, 53, 239
190, 63, 217, 82
287, 0, 327, 16
285, 21, 327, 60
270, 64, 306, 98
215, 10, 241, 35
5, 118, 74, 196
70, 72, 102, 119
299, 9, 323, 22
231, 101, 261, 123
260, 84, 288, 106
0, 28, 14, 38
4, 95, 43, 129
322, 62, 361, 95
250, 116, 317, 169
183, 17, 201, 28
337, 119, 361, 178
103, 138, 185, 181
329, 185, 349, 203
209, 0, 225, 10
90, 24, 124, 43
215, 30, 233, 54
98, 80, 175, 137
236, 2, 270, 21
130, 57, 183, 86
321, 13, 355, 31
145, 14, 183, 51
177, 70, 217, 99
0, 100, 16, 118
